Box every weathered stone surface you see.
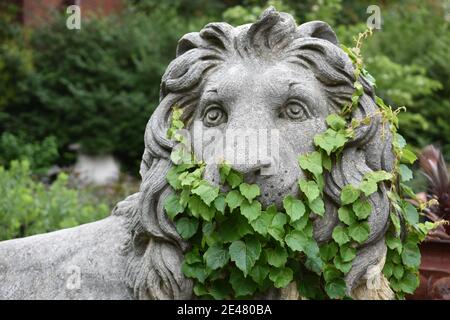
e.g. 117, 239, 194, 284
0, 7, 395, 300
0, 216, 131, 299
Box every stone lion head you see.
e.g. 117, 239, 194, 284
115, 7, 395, 299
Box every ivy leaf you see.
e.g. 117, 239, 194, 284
383, 262, 394, 278
180, 187, 190, 208
299, 179, 320, 202
390, 212, 402, 235
400, 149, 417, 164
265, 247, 288, 268
415, 221, 440, 242
305, 254, 324, 275
219, 162, 231, 183
283, 195, 306, 223
402, 201, 419, 225
209, 279, 232, 300
314, 129, 348, 155
229, 238, 261, 277
340, 185, 361, 205
339, 243, 356, 262
179, 168, 203, 187
326, 114, 347, 131
213, 194, 226, 214
250, 264, 270, 286
338, 207, 357, 226
240, 200, 262, 222
202, 221, 215, 241
188, 195, 215, 221
359, 180, 378, 196
393, 133, 407, 149
320, 242, 339, 262
216, 214, 252, 243
401, 242, 421, 268
322, 153, 332, 171
229, 268, 257, 297
226, 170, 243, 188
333, 255, 353, 274
204, 244, 230, 270
250, 211, 273, 236
184, 248, 202, 265
175, 217, 199, 239
315, 171, 325, 191
290, 212, 309, 231
285, 230, 309, 252
387, 249, 401, 264
181, 262, 209, 283
191, 181, 219, 206
323, 265, 342, 282
399, 164, 413, 182
164, 194, 184, 220
303, 238, 321, 260
193, 283, 209, 297
298, 272, 325, 299
364, 170, 393, 183
268, 212, 288, 244
167, 167, 182, 189
399, 271, 419, 294
298, 151, 323, 177
386, 232, 402, 253
400, 183, 416, 198
269, 267, 293, 288
332, 225, 350, 245
202, 221, 220, 246
348, 222, 370, 244
309, 197, 325, 216
325, 278, 347, 299
393, 264, 404, 280
352, 199, 372, 220
170, 146, 192, 165
239, 183, 261, 203
225, 190, 244, 212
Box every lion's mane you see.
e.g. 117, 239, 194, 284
113, 7, 395, 299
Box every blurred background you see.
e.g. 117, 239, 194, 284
0, 0, 448, 243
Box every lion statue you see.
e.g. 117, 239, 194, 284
0, 8, 395, 300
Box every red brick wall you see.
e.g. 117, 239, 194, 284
22, 0, 62, 26
17, 0, 123, 26
81, 0, 123, 17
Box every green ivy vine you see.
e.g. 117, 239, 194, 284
164, 29, 440, 300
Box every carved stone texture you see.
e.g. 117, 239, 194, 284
0, 7, 395, 300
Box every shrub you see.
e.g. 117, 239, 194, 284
352, 1, 450, 159
2, 5, 207, 172
0, 160, 110, 241
0, 2, 33, 112
0, 132, 59, 175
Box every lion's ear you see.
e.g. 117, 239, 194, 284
297, 21, 339, 46
176, 32, 202, 57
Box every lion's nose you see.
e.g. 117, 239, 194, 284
232, 157, 277, 182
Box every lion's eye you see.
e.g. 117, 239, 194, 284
203, 106, 227, 127
280, 101, 309, 121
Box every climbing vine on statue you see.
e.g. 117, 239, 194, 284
164, 29, 440, 300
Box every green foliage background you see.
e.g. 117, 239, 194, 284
0, 160, 110, 241
0, 0, 448, 173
